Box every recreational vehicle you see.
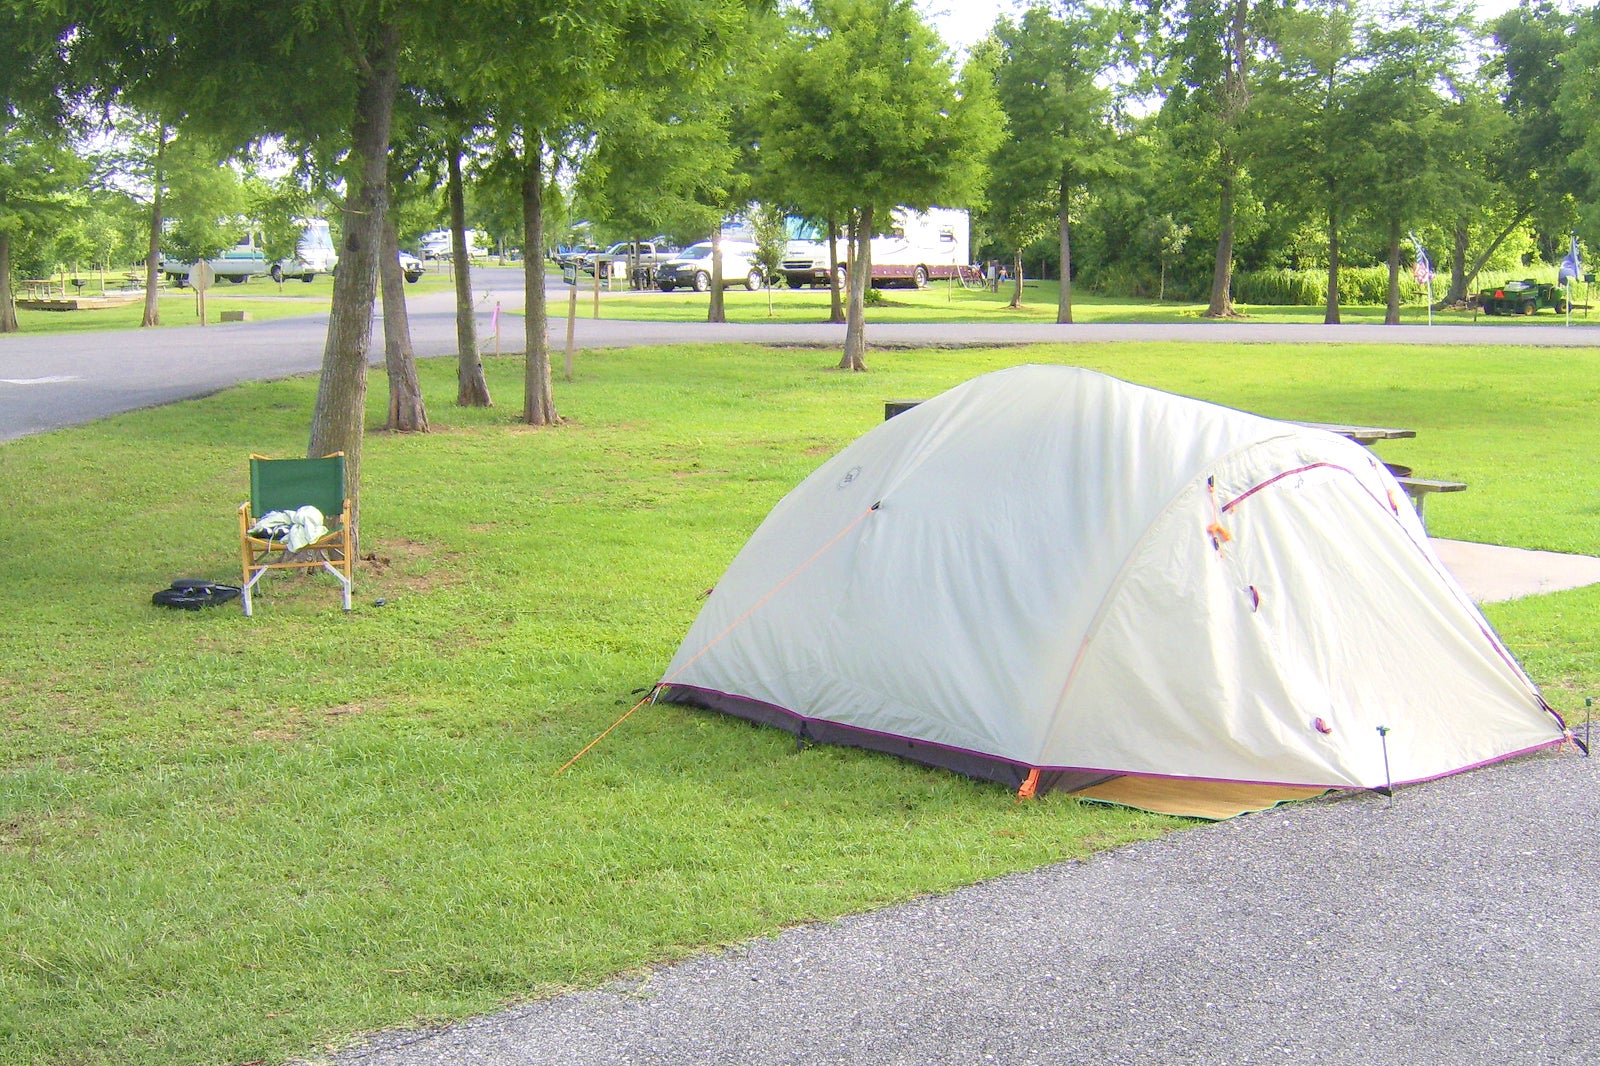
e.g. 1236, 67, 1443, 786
779, 207, 969, 289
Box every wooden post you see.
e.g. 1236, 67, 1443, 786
190, 261, 214, 325
565, 279, 578, 381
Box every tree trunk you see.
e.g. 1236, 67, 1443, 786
1384, 216, 1402, 325
521, 140, 556, 425
380, 211, 428, 432
1057, 168, 1072, 323
142, 125, 168, 328
826, 218, 845, 324
1011, 250, 1025, 310
450, 143, 491, 406
708, 227, 726, 323
840, 205, 872, 372
1448, 218, 1469, 306
1324, 193, 1341, 325
1204, 1, 1248, 319
1205, 163, 1237, 318
0, 232, 16, 333
309, 20, 402, 536
1447, 210, 1527, 306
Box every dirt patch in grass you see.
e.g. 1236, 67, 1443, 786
359, 536, 465, 594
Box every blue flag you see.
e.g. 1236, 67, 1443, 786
1559, 234, 1582, 285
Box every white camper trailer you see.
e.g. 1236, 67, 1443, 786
780, 207, 968, 290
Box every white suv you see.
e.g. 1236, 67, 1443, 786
656, 241, 764, 292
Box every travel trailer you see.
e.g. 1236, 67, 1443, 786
779, 207, 968, 289
161, 220, 336, 284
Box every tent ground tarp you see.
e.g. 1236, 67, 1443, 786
1073, 778, 1331, 820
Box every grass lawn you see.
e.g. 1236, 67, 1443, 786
583, 277, 1598, 328
3, 340, 1599, 1064
5, 269, 461, 336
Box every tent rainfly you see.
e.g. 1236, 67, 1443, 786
658, 365, 1571, 818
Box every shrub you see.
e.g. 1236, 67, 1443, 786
1232, 265, 1423, 306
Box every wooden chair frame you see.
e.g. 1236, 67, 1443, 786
238, 453, 353, 616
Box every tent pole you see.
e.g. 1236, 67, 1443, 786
1376, 725, 1393, 809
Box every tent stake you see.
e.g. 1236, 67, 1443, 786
1376, 725, 1393, 808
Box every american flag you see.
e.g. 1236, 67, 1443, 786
1412, 244, 1432, 287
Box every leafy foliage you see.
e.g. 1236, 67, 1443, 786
1233, 264, 1411, 305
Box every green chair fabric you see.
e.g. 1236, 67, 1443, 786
250, 454, 347, 522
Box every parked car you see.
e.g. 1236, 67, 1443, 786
553, 244, 595, 267
656, 240, 764, 292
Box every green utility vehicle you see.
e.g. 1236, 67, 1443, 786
1476, 278, 1569, 315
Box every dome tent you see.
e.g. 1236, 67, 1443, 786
658, 366, 1568, 818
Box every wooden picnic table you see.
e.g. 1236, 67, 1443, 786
887, 405, 1462, 526
1290, 421, 1417, 445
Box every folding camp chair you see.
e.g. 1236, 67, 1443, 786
238, 452, 353, 616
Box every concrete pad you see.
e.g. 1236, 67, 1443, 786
1432, 538, 1600, 603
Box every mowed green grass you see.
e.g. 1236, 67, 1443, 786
3, 340, 1599, 1065
13, 265, 1593, 334
582, 276, 1595, 328
5, 268, 460, 335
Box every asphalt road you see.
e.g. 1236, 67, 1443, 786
3, 266, 1599, 442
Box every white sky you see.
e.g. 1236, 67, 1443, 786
921, 0, 1528, 53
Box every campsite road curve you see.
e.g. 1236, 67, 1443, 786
329, 747, 1599, 1065
3, 269, 1599, 442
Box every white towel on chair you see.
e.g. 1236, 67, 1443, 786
250, 505, 328, 552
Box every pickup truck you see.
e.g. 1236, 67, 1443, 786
585, 240, 680, 286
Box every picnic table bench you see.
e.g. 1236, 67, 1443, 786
1390, 476, 1468, 527
1291, 422, 1466, 528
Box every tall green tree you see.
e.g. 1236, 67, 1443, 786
1559, 0, 1600, 230
1148, 0, 1276, 317
63, 0, 405, 521
1480, 0, 1584, 275
761, 0, 1000, 370
1349, 0, 1472, 323
450, 0, 760, 424
579, 86, 737, 319
0, 1, 74, 332
991, 1, 1125, 322
0, 113, 85, 332
1252, 0, 1363, 322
